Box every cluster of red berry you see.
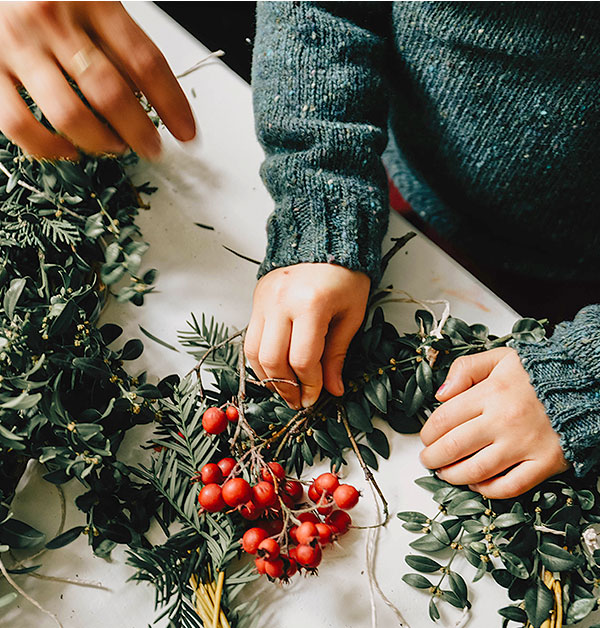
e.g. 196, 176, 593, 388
195, 406, 361, 582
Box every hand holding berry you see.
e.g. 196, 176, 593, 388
419, 347, 570, 499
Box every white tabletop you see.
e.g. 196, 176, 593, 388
2, 3, 596, 628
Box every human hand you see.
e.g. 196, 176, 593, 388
0, 1, 195, 160
419, 347, 570, 499
245, 263, 371, 409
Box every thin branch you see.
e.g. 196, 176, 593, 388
338, 405, 389, 527
379, 232, 417, 278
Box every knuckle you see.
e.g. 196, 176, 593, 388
258, 353, 284, 372
469, 458, 489, 483
131, 45, 165, 78
1, 109, 32, 140
89, 79, 128, 113
427, 407, 448, 433
289, 353, 313, 374
441, 434, 460, 461
50, 100, 86, 133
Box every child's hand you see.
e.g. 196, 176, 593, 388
419, 347, 570, 498
245, 263, 370, 409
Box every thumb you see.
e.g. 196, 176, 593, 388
436, 348, 509, 401
322, 316, 361, 397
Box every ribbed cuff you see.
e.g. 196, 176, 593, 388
512, 336, 600, 477
257, 173, 389, 284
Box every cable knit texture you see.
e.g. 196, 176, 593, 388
252, 2, 600, 475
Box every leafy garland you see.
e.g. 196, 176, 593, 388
1, 101, 599, 628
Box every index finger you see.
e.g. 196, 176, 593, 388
90, 3, 195, 142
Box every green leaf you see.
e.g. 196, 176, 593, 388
3, 277, 26, 319
494, 513, 528, 528
313, 430, 338, 455
364, 377, 387, 413
565, 597, 597, 624
345, 401, 373, 433
135, 383, 162, 399
405, 555, 441, 573
403, 374, 424, 417
501, 551, 529, 579
577, 489, 595, 510
357, 444, 378, 470
139, 325, 179, 353
46, 526, 85, 549
121, 339, 144, 361
402, 573, 433, 589
72, 358, 109, 379
397, 511, 429, 524
414, 475, 447, 492
440, 590, 466, 609
0, 391, 41, 411
428, 598, 440, 621
366, 428, 389, 459
447, 499, 486, 516
48, 299, 77, 336
416, 360, 433, 398
0, 519, 45, 549
409, 534, 448, 552
448, 571, 468, 603
498, 606, 528, 622
538, 542, 584, 571
524, 578, 554, 628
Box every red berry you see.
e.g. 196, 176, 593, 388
283, 555, 298, 578
289, 546, 299, 562
317, 501, 334, 516
242, 527, 269, 554
257, 538, 280, 560
261, 462, 286, 483
279, 493, 294, 509
333, 484, 360, 510
259, 518, 284, 536
283, 480, 303, 502
296, 543, 322, 568
222, 478, 252, 507
255, 557, 267, 574
239, 500, 262, 520
216, 457, 236, 478
296, 512, 320, 525
265, 557, 284, 579
326, 510, 352, 534
308, 483, 321, 503
315, 523, 333, 545
226, 405, 239, 422
202, 407, 228, 434
252, 481, 277, 508
289, 525, 298, 544
314, 473, 339, 496
295, 521, 318, 545
200, 463, 223, 485
198, 484, 225, 512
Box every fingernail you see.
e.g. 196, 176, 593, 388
436, 383, 448, 397
179, 115, 197, 142
301, 396, 315, 409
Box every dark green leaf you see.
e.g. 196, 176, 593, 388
46, 526, 85, 549
566, 598, 597, 624
448, 571, 468, 604
3, 277, 26, 319
345, 401, 373, 433
416, 360, 433, 398
357, 444, 378, 470
494, 513, 528, 528
501, 552, 529, 579
428, 598, 440, 621
409, 534, 448, 552
524, 578, 554, 628
498, 606, 528, 622
405, 555, 441, 573
0, 519, 45, 549
366, 428, 389, 459
364, 377, 387, 414
402, 573, 433, 589
538, 542, 584, 571
121, 339, 144, 361
397, 511, 428, 524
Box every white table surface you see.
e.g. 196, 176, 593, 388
2, 3, 597, 628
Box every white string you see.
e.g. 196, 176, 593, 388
365, 482, 411, 627
375, 290, 451, 339
453, 607, 470, 628
176, 50, 225, 79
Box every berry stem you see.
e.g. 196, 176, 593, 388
338, 404, 389, 527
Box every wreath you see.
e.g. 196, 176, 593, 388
1, 100, 599, 628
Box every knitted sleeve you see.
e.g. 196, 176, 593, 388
252, 2, 391, 283
512, 305, 600, 477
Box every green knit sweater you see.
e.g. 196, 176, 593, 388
252, 1, 600, 476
